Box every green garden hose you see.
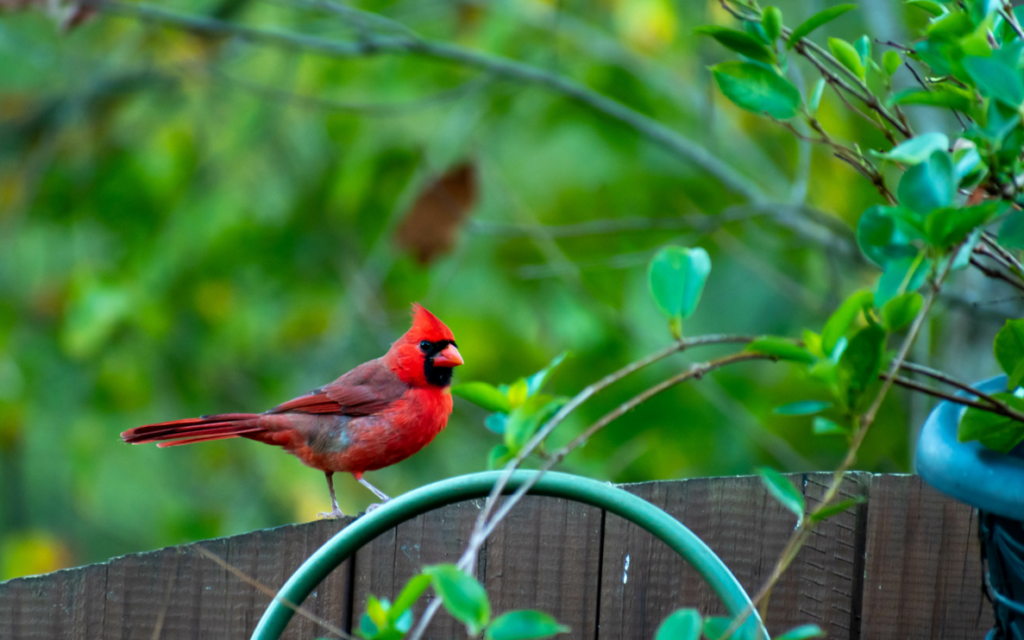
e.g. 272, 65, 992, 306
251, 470, 766, 640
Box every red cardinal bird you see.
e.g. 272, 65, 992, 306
121, 304, 463, 518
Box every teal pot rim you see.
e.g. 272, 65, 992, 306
915, 374, 1024, 519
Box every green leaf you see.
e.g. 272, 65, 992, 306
391, 574, 431, 621
959, 394, 1024, 452
711, 62, 802, 119
871, 132, 949, 164
695, 26, 775, 64
424, 565, 491, 635
883, 50, 902, 76
655, 609, 702, 640
757, 467, 805, 524
999, 210, 1024, 249
881, 292, 923, 332
525, 351, 568, 396
487, 444, 514, 470
822, 289, 873, 356
963, 55, 1024, 107
505, 395, 567, 452
648, 246, 712, 333
452, 382, 512, 413
838, 324, 887, 404
485, 412, 508, 434
856, 206, 917, 268
787, 4, 857, 48
829, 37, 866, 79
875, 254, 930, 307
813, 416, 850, 435
995, 319, 1024, 388
809, 77, 826, 114
485, 610, 570, 640
924, 202, 1001, 248
774, 400, 833, 415
703, 616, 756, 640
508, 378, 529, 408
891, 87, 973, 111
762, 6, 783, 42
775, 624, 827, 640
897, 150, 954, 215
855, 35, 871, 66
746, 337, 816, 363
907, 0, 947, 17
359, 612, 381, 639
810, 496, 866, 523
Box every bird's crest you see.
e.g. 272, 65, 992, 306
409, 303, 455, 342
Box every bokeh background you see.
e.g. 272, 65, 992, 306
0, 0, 1013, 579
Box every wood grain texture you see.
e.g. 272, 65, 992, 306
351, 499, 483, 639
0, 474, 1000, 640
597, 473, 869, 640
0, 519, 355, 640
860, 474, 992, 640
483, 496, 603, 640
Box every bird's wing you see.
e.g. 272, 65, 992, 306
266, 358, 407, 416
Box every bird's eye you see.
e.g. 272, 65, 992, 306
419, 340, 432, 352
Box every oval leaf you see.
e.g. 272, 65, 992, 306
995, 319, 1024, 388
655, 609, 703, 640
959, 394, 1024, 453
786, 4, 857, 48
694, 26, 775, 64
890, 87, 973, 111
487, 444, 514, 470
774, 400, 833, 416
762, 6, 782, 42
485, 610, 570, 640
757, 467, 805, 523
648, 246, 712, 322
813, 416, 849, 436
711, 61, 802, 119
828, 37, 866, 79
856, 206, 917, 268
964, 55, 1024, 107
452, 382, 512, 413
822, 289, 873, 357
881, 292, 923, 332
525, 351, 568, 396
424, 565, 491, 635
883, 50, 902, 76
871, 132, 949, 164
897, 150, 954, 215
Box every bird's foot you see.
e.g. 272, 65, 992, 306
317, 508, 346, 520
365, 502, 385, 514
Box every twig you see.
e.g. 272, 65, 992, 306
888, 375, 1022, 418
981, 232, 1024, 274
88, 0, 766, 202
970, 256, 1024, 293
194, 545, 353, 639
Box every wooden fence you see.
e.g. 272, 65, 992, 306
0, 473, 992, 640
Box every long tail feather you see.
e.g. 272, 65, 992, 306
122, 413, 264, 445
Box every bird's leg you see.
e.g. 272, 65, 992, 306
354, 472, 391, 512
318, 471, 346, 519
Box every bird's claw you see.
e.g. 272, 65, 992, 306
365, 502, 384, 514
317, 509, 346, 520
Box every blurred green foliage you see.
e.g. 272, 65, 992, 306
0, 0, 1005, 579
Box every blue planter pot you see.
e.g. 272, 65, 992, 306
915, 374, 1024, 519
916, 374, 1024, 639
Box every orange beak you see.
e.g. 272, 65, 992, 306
433, 344, 464, 367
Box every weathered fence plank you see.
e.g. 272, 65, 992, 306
597, 473, 867, 640
860, 474, 990, 640
0, 474, 996, 640
484, 496, 604, 640
352, 500, 482, 639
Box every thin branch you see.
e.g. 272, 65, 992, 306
194, 546, 354, 640
89, 0, 766, 202
889, 375, 1017, 416
981, 232, 1024, 274
970, 256, 1024, 293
